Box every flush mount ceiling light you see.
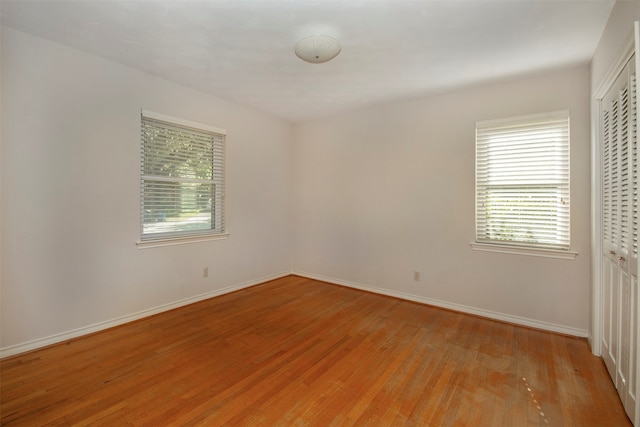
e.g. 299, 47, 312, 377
294, 35, 341, 64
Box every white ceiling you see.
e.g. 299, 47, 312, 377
1, 0, 616, 123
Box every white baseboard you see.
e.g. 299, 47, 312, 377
3, 270, 589, 359
587, 333, 600, 356
0, 271, 292, 359
293, 270, 589, 338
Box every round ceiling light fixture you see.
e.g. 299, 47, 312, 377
294, 35, 341, 64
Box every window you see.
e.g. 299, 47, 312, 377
140, 110, 226, 243
475, 111, 570, 251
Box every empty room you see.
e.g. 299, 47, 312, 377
1, 0, 639, 425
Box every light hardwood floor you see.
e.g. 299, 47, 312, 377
0, 275, 632, 426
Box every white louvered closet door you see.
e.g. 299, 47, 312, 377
601, 53, 638, 424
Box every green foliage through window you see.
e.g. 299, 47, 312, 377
140, 113, 225, 240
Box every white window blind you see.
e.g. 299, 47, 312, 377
140, 111, 225, 241
475, 111, 570, 250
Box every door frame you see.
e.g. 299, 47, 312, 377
591, 27, 635, 356
591, 21, 640, 424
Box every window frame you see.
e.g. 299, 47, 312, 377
137, 110, 228, 248
472, 110, 576, 259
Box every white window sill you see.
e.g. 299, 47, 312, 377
137, 233, 229, 249
470, 242, 577, 260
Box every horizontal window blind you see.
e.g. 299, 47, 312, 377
476, 111, 570, 250
140, 112, 225, 240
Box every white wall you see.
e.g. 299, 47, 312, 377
1, 20, 600, 355
0, 27, 293, 354
292, 66, 592, 335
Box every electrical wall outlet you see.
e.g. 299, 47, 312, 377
413, 271, 421, 281
203, 267, 209, 278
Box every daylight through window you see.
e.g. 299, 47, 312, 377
475, 111, 570, 250
140, 111, 225, 241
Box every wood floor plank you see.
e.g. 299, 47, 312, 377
0, 275, 632, 426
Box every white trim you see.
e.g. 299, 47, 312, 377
593, 32, 635, 99
2, 270, 590, 358
476, 109, 570, 128
0, 271, 291, 359
141, 109, 227, 135
591, 27, 636, 357
587, 332, 596, 354
634, 20, 640, 425
137, 233, 229, 249
590, 96, 603, 356
470, 242, 578, 260
293, 271, 589, 338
